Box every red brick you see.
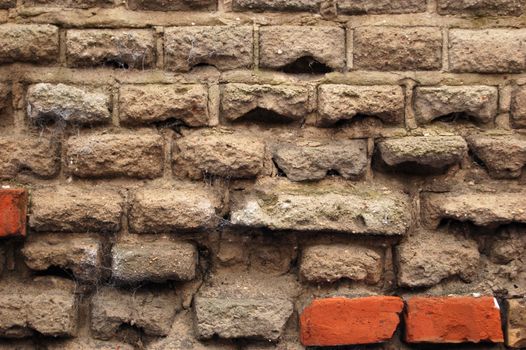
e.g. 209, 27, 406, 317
300, 296, 404, 346
405, 297, 504, 343
0, 189, 28, 238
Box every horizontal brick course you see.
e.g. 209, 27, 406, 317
23, 0, 114, 8
128, 0, 216, 10
233, 0, 320, 12
338, 0, 426, 14
437, 0, 524, 16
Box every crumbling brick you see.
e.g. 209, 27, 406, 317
0, 136, 59, 179
338, 0, 426, 14
438, 0, 524, 16
0, 24, 58, 64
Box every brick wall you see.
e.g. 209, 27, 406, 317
0, 0, 525, 349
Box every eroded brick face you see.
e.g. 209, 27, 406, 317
0, 0, 524, 349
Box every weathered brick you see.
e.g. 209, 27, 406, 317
233, 0, 320, 12
0, 136, 59, 179
300, 244, 382, 284
376, 136, 468, 173
165, 26, 253, 72
511, 84, 526, 128
354, 27, 442, 71
30, 186, 123, 232
174, 128, 266, 179
46, 338, 134, 350
507, 299, 526, 348
259, 26, 345, 72
0, 277, 78, 337
0, 189, 28, 238
0, 0, 15, 8
0, 24, 58, 64
27, 83, 111, 126
119, 84, 209, 127
66, 29, 156, 69
111, 235, 197, 283
230, 178, 411, 235
317, 85, 405, 126
405, 297, 504, 343
128, 0, 216, 10
23, 0, 114, 8
22, 233, 103, 283
221, 83, 312, 123
129, 184, 223, 233
338, 0, 426, 14
421, 190, 526, 228
467, 134, 526, 179
195, 273, 296, 341
65, 131, 164, 179
272, 139, 368, 181
396, 230, 480, 288
414, 86, 499, 125
438, 0, 524, 16
91, 287, 176, 340
449, 29, 526, 73
300, 297, 404, 346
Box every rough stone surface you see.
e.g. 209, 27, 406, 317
129, 184, 223, 233
230, 178, 411, 235
165, 26, 253, 72
467, 134, 526, 179
66, 29, 156, 68
421, 190, 526, 228
0, 24, 58, 64
221, 83, 311, 123
300, 244, 382, 284
272, 139, 368, 181
449, 29, 526, 73
376, 136, 468, 173
233, 0, 320, 12
91, 287, 177, 340
511, 84, 526, 128
22, 233, 103, 282
506, 299, 526, 348
0, 0, 14, 8
174, 128, 266, 179
300, 297, 404, 346
405, 297, 504, 343
65, 131, 164, 179
128, 0, 216, 10
396, 230, 480, 288
111, 235, 197, 283
0, 136, 59, 179
317, 85, 405, 126
23, 0, 114, 8
119, 84, 209, 127
27, 83, 111, 126
30, 186, 123, 232
438, 0, 524, 16
354, 27, 442, 71
338, 0, 426, 14
414, 86, 499, 124
0, 277, 78, 337
0, 189, 28, 238
259, 26, 345, 71
46, 338, 134, 350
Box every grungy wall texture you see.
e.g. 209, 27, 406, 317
0, 0, 525, 349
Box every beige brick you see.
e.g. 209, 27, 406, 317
0, 136, 59, 179
354, 27, 442, 71
30, 186, 123, 232
449, 29, 526, 73
233, 0, 320, 12
414, 86, 499, 125
164, 26, 253, 72
128, 0, 216, 10
65, 131, 164, 179
0, 24, 58, 64
259, 26, 345, 72
119, 84, 209, 127
507, 299, 526, 348
511, 84, 526, 128
300, 244, 383, 284
338, 0, 426, 14
22, 0, 114, 7
438, 0, 524, 16
66, 29, 156, 68
318, 85, 405, 126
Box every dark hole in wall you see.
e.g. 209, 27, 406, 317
329, 114, 385, 129
153, 118, 188, 132
281, 56, 333, 74
272, 158, 287, 177
431, 112, 480, 126
103, 59, 130, 70
33, 265, 77, 281
233, 107, 296, 125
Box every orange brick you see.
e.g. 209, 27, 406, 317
0, 189, 28, 238
300, 296, 404, 346
405, 296, 504, 343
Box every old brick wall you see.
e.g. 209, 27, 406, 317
0, 0, 525, 348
